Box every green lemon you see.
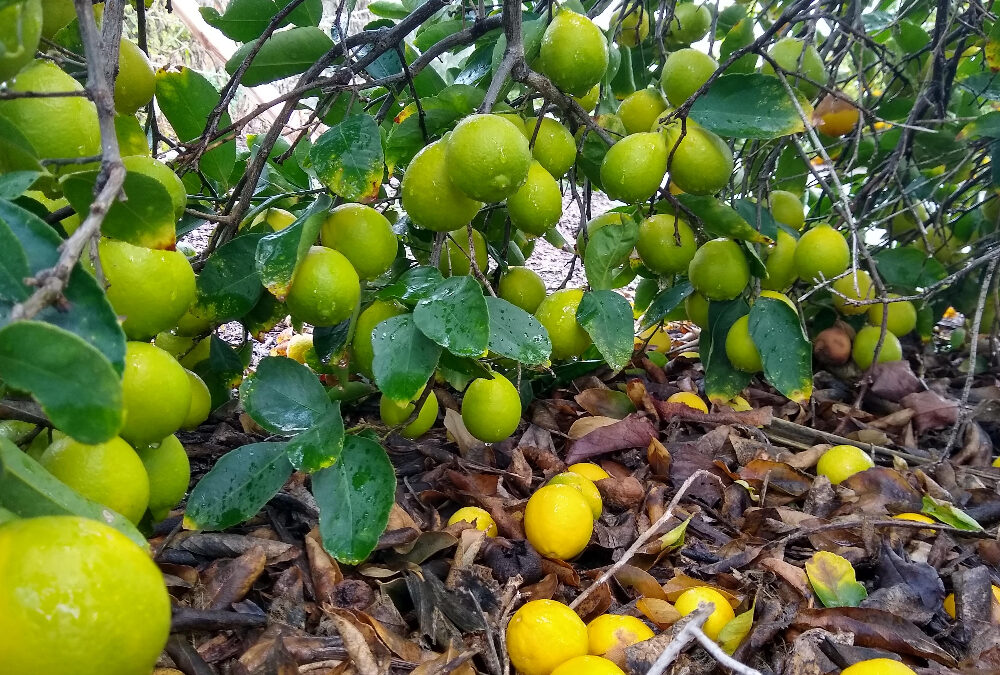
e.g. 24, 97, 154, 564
577, 211, 627, 256
121, 155, 186, 219
182, 369, 212, 430
99, 238, 196, 340
114, 38, 155, 114
831, 270, 874, 315
40, 435, 150, 524
499, 266, 547, 314
660, 48, 717, 106
601, 132, 668, 203
685, 291, 709, 327
794, 224, 849, 282
660, 119, 733, 195
379, 392, 439, 439
285, 245, 361, 326
121, 341, 192, 446
769, 190, 805, 230
573, 84, 601, 112
538, 9, 609, 96
618, 88, 669, 135
762, 37, 827, 98
462, 372, 522, 442
666, 3, 711, 44
535, 288, 592, 359
611, 6, 650, 47
525, 116, 576, 178
40, 0, 74, 37
246, 207, 296, 231
401, 138, 483, 231
636, 213, 696, 275
446, 114, 533, 202
173, 305, 213, 336
351, 299, 407, 378
507, 160, 562, 236
760, 230, 798, 291
0, 0, 42, 84
725, 315, 762, 372
320, 203, 398, 280
868, 295, 917, 336
440, 228, 489, 277
115, 114, 150, 157
689, 239, 749, 300
852, 325, 902, 370
134, 434, 191, 521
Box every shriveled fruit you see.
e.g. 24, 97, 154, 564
725, 315, 762, 372
769, 190, 805, 230
636, 214, 696, 275
99, 238, 196, 340
462, 372, 521, 442
380, 392, 439, 439
548, 472, 602, 519
660, 119, 733, 195
552, 656, 625, 675
813, 93, 860, 137
816, 444, 874, 484
401, 138, 483, 231
182, 369, 212, 430
611, 6, 649, 47
499, 266, 547, 314
762, 37, 827, 98
507, 161, 562, 236
121, 155, 187, 219
813, 326, 852, 366
121, 341, 192, 446
618, 88, 669, 136
285, 246, 360, 326
538, 10, 609, 97
569, 462, 610, 481
831, 270, 874, 316
674, 587, 735, 640
351, 300, 406, 378
601, 132, 668, 203
524, 484, 594, 560
0, 0, 42, 84
587, 614, 654, 657
134, 434, 191, 521
841, 659, 915, 675
114, 39, 155, 114
794, 224, 849, 282
440, 227, 489, 277
667, 391, 708, 413
666, 3, 711, 45
761, 230, 798, 291
320, 203, 398, 280
852, 324, 902, 370
685, 292, 710, 328
448, 506, 498, 537
40, 435, 150, 524
0, 516, 171, 675
446, 114, 532, 202
525, 116, 576, 178
868, 295, 917, 336
688, 239, 749, 300
660, 48, 717, 107
506, 600, 589, 675
535, 288, 592, 359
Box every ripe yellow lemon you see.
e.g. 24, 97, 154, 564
121, 341, 192, 446
660, 119, 733, 195
525, 116, 576, 178
0, 515, 171, 675
246, 207, 296, 231
134, 434, 191, 521
548, 471, 602, 519
447, 506, 498, 537
666, 3, 711, 45
689, 239, 749, 300
351, 299, 406, 378
868, 295, 917, 336
601, 132, 668, 203
320, 203, 398, 280
440, 227, 489, 277
816, 444, 874, 484
507, 160, 562, 236
587, 614, 654, 656
446, 114, 532, 202
794, 224, 850, 282
553, 656, 626, 675
636, 213, 696, 275
0, 0, 42, 84
535, 288, 592, 359
538, 10, 609, 97
285, 333, 314, 364
831, 270, 874, 316
181, 369, 212, 430
114, 38, 155, 114
667, 391, 708, 413
760, 230, 799, 291
401, 138, 483, 232
852, 325, 902, 370
569, 462, 610, 481
524, 484, 594, 560
611, 6, 649, 47
506, 599, 589, 675
462, 372, 521, 442
379, 392, 439, 439
285, 245, 360, 326
674, 587, 735, 640
618, 88, 669, 135
499, 266, 547, 314
660, 48, 717, 106
769, 190, 805, 230
841, 660, 915, 675
943, 585, 1000, 619
725, 315, 762, 372
762, 37, 827, 98
39, 435, 150, 524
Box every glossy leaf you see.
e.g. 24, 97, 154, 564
197, 233, 264, 322
640, 281, 693, 332
286, 404, 345, 473
577, 290, 634, 372
239, 356, 334, 434
309, 114, 384, 203
485, 296, 551, 365
313, 319, 352, 364
0, 171, 41, 200
201, 0, 323, 42
184, 442, 292, 530
690, 73, 812, 139
921, 495, 983, 531
413, 276, 489, 357
191, 335, 247, 410
673, 195, 772, 244
874, 247, 947, 292
314, 434, 396, 564
376, 265, 445, 304
0, 116, 41, 172
585, 217, 639, 291
806, 551, 868, 608
226, 27, 334, 86
749, 297, 812, 403
701, 299, 752, 402
385, 85, 485, 167
371, 314, 441, 401
255, 195, 330, 300
957, 111, 1000, 140
62, 171, 176, 250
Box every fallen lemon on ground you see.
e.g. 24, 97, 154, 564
447, 506, 498, 537
524, 484, 593, 560
548, 471, 603, 519
816, 444, 874, 484
506, 599, 589, 675
667, 391, 708, 413
674, 587, 735, 640
587, 614, 655, 656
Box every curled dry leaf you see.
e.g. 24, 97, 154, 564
574, 388, 637, 418
568, 415, 621, 439
636, 597, 682, 628
615, 564, 669, 601
564, 413, 659, 464
900, 390, 960, 432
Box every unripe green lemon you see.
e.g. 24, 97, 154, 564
577, 211, 627, 256
725, 315, 762, 372
121, 341, 192, 446
816, 444, 874, 484
320, 203, 398, 280
688, 239, 749, 300
380, 392, 439, 439
499, 266, 547, 313
114, 38, 155, 114
462, 372, 521, 442
535, 288, 592, 359
759, 290, 796, 311
685, 291, 710, 328
247, 207, 296, 231
401, 138, 483, 232
762, 37, 827, 98
446, 114, 532, 202
40, 0, 75, 37
611, 6, 650, 47
0, 59, 100, 164
660, 48, 717, 106
351, 299, 407, 378
173, 305, 213, 336
666, 3, 712, 44
0, 516, 171, 675
868, 295, 917, 336
507, 161, 562, 236
618, 88, 669, 135
525, 116, 576, 178
40, 435, 150, 524
182, 369, 212, 430
601, 132, 668, 203
538, 9, 609, 97
495, 112, 527, 135
121, 155, 186, 219
831, 270, 874, 315
0, 0, 42, 84
573, 84, 601, 112
760, 230, 798, 291
636, 213, 696, 275
285, 245, 360, 326
99, 238, 196, 340
660, 119, 733, 195
769, 190, 805, 230
440, 228, 489, 277
115, 114, 151, 157
134, 434, 191, 521
852, 325, 902, 370
794, 224, 850, 282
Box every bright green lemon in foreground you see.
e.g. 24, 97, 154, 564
535, 288, 592, 359
462, 372, 521, 442
121, 341, 192, 446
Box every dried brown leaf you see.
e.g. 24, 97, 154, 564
636, 597, 681, 628
325, 610, 382, 675
615, 564, 669, 601
206, 545, 266, 610
575, 388, 637, 419
869, 361, 922, 402
901, 390, 960, 432
307, 528, 344, 605
565, 414, 659, 464
567, 415, 620, 439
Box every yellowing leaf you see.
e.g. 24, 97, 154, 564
659, 516, 691, 551
718, 604, 754, 654
636, 597, 682, 628
921, 495, 983, 531
805, 551, 868, 608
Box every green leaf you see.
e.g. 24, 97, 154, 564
454, 41, 494, 86
368, 0, 409, 17
308, 115, 385, 203
958, 111, 1000, 140
184, 442, 292, 530
197, 234, 264, 322
0, 171, 42, 200
585, 217, 639, 291
576, 290, 634, 372
0, 220, 30, 304
286, 404, 345, 473
485, 296, 551, 365
314, 435, 395, 564
226, 27, 333, 86
0, 438, 147, 548
673, 194, 772, 244
244, 291, 288, 340
806, 551, 868, 607
719, 16, 756, 75
958, 73, 1000, 102
191, 335, 246, 410
313, 319, 352, 364
255, 195, 330, 300
385, 85, 485, 167
874, 247, 947, 292
701, 299, 752, 402
690, 73, 811, 139
748, 297, 812, 403
372, 313, 441, 401
0, 322, 123, 444
921, 495, 983, 531
239, 356, 334, 434
718, 605, 754, 655
61, 171, 176, 250
200, 0, 323, 42
413, 276, 489, 357
155, 68, 237, 186
732, 198, 779, 241
640, 281, 693, 332
0, 116, 41, 172
414, 19, 465, 50
376, 265, 446, 304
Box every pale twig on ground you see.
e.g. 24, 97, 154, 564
644, 602, 763, 675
